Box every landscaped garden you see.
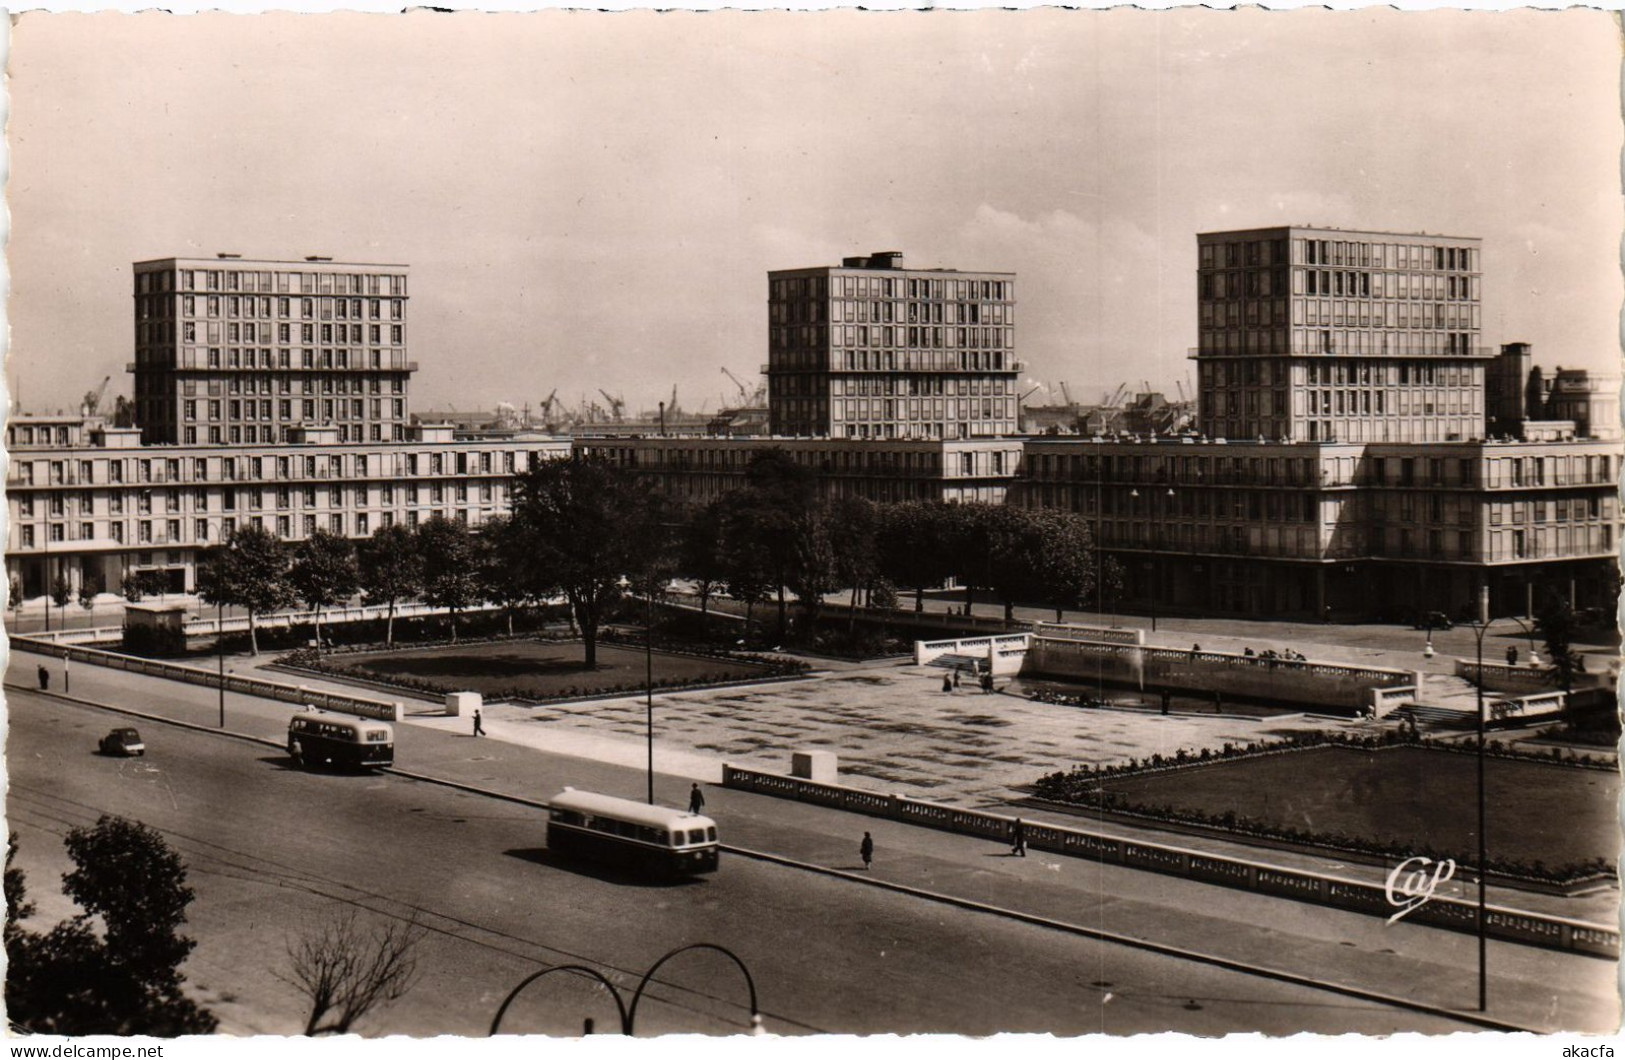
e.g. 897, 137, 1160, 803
1032, 732, 1618, 884
279, 633, 806, 702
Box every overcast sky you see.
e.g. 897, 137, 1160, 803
8, 9, 1620, 418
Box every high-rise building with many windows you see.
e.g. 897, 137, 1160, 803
131, 255, 416, 446
1194, 227, 1485, 444
766, 251, 1020, 440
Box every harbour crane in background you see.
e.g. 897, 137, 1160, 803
82, 375, 111, 416
597, 389, 626, 423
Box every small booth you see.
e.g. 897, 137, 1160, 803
122, 601, 191, 656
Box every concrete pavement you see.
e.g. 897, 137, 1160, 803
8, 643, 1619, 1033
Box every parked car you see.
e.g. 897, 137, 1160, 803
98, 727, 145, 757
1412, 610, 1454, 631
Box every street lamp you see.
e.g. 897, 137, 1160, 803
217, 602, 227, 729
489, 943, 763, 1036
617, 575, 655, 804
1464, 584, 1492, 1013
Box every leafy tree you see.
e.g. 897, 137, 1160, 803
508, 455, 672, 669
828, 496, 879, 629
120, 571, 147, 603
728, 450, 819, 640
9, 574, 24, 615
5, 832, 34, 932
78, 575, 103, 613
5, 817, 216, 1035
1027, 509, 1098, 622
289, 529, 360, 652
197, 524, 294, 655
50, 573, 73, 613
416, 516, 480, 643
875, 502, 956, 613
676, 500, 729, 633
357, 523, 423, 646
716, 493, 776, 644
477, 515, 538, 636
278, 910, 424, 1036
1536, 595, 1585, 695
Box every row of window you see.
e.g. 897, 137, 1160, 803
18, 479, 502, 519
17, 507, 480, 549
12, 448, 526, 488
1198, 329, 1483, 358
138, 268, 407, 297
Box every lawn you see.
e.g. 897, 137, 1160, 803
331, 639, 773, 699
1099, 745, 1617, 870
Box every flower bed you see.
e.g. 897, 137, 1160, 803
277, 634, 808, 704
1031, 732, 1617, 886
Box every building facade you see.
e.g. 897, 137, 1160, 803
1016, 436, 1618, 619
131, 255, 416, 446
572, 434, 1022, 506
5, 419, 569, 599
766, 251, 1020, 440
1194, 226, 1487, 444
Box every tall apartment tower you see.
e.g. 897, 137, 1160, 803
1193, 227, 1486, 443
766, 251, 1019, 439
131, 255, 415, 446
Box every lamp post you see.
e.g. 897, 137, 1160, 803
489, 943, 763, 1037
217, 601, 226, 729
1129, 487, 1175, 632
1464, 584, 1491, 1013
618, 575, 655, 804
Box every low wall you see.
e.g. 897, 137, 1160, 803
721, 765, 1617, 959
914, 633, 1031, 675
1031, 622, 1145, 646
1457, 658, 1565, 695
14, 637, 404, 722
16, 600, 510, 646
1026, 639, 1411, 711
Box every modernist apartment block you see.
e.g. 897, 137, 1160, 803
5, 419, 569, 599
131, 255, 416, 446
1195, 227, 1486, 444
572, 435, 1024, 506
767, 251, 1020, 440
1016, 437, 1618, 619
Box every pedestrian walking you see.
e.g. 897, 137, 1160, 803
981, 671, 994, 694
689, 783, 706, 815
1505, 645, 1518, 666
942, 672, 953, 693
1160, 688, 1172, 716
37, 665, 49, 691
1212, 689, 1222, 712
472, 709, 485, 736
952, 667, 962, 689
860, 832, 874, 870
1010, 818, 1027, 857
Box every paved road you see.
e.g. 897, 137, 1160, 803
6, 691, 1487, 1037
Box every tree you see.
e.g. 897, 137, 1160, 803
875, 502, 956, 613
289, 530, 360, 652
277, 910, 424, 1036
50, 573, 73, 613
507, 455, 672, 669
675, 500, 729, 634
728, 450, 819, 640
827, 496, 879, 629
5, 832, 34, 933
357, 523, 423, 646
78, 575, 103, 614
196, 524, 294, 655
477, 515, 538, 636
120, 571, 147, 604
1536, 595, 1585, 695
1021, 509, 1098, 622
9, 574, 23, 617
5, 816, 216, 1035
417, 516, 481, 642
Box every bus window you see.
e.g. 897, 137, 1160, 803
706, 827, 717, 842
688, 829, 705, 844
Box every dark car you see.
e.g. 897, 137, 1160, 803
1412, 610, 1454, 631
98, 727, 145, 757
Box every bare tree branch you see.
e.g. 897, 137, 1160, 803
275, 909, 425, 1036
